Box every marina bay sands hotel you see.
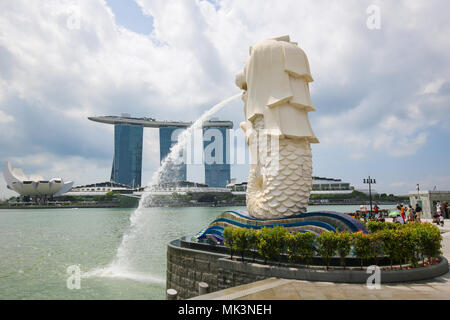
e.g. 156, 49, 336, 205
89, 114, 233, 188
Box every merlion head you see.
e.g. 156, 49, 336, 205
236, 35, 314, 123
235, 35, 295, 91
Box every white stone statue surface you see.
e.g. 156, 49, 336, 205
236, 35, 319, 219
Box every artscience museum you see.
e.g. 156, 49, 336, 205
3, 162, 73, 199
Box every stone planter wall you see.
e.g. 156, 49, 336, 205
166, 240, 270, 299
166, 240, 226, 299
217, 256, 449, 284
166, 238, 449, 300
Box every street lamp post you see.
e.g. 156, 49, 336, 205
363, 176, 376, 213
416, 183, 420, 204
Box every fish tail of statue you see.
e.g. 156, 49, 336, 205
246, 116, 313, 218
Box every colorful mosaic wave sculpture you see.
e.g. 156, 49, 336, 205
194, 210, 368, 243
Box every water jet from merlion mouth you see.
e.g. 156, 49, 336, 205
84, 93, 241, 283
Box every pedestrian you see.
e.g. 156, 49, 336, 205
396, 213, 405, 225
443, 202, 449, 219
438, 202, 445, 226
415, 203, 422, 223
400, 204, 406, 222
434, 202, 442, 226
407, 205, 415, 222
360, 204, 367, 222
376, 209, 384, 222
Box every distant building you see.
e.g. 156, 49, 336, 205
65, 181, 134, 196
111, 122, 143, 188
226, 181, 247, 193
159, 127, 187, 182
311, 177, 353, 193
409, 190, 450, 219
89, 114, 233, 188
227, 177, 354, 195
3, 162, 73, 199
204, 123, 230, 188
156, 180, 209, 189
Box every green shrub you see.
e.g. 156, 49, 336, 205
367, 221, 403, 233
401, 226, 422, 267
419, 223, 442, 262
367, 221, 386, 233
384, 223, 404, 231
296, 232, 317, 267
369, 232, 384, 265
316, 231, 337, 269
223, 222, 442, 269
336, 232, 352, 268
379, 229, 400, 269
245, 228, 259, 261
272, 226, 290, 264
285, 233, 296, 262
352, 231, 372, 269
286, 232, 316, 266
257, 227, 279, 264
223, 226, 235, 259
233, 228, 249, 262
255, 226, 290, 264
414, 224, 428, 265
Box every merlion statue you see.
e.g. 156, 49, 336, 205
236, 35, 319, 219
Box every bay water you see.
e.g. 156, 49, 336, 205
0, 204, 394, 299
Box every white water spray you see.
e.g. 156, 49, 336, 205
85, 93, 241, 284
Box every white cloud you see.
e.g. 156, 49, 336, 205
1, 0, 450, 196
0, 110, 14, 123
421, 79, 446, 95
390, 181, 410, 188
389, 175, 450, 194
8, 152, 110, 183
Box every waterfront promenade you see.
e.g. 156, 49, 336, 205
192, 219, 450, 300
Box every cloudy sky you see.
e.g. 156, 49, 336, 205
0, 0, 449, 198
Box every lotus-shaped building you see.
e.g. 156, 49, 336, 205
3, 162, 73, 197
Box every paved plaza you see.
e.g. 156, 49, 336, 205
193, 220, 450, 300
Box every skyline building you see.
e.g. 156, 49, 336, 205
89, 114, 233, 188
159, 127, 186, 182
110, 123, 143, 188
3, 162, 73, 199
204, 126, 230, 188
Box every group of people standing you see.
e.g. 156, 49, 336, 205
393, 203, 423, 224
358, 204, 384, 222
356, 202, 449, 226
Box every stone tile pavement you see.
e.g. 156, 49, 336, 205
193, 273, 450, 300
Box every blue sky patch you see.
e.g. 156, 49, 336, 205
106, 0, 154, 35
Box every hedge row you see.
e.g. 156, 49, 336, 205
366, 221, 406, 233
223, 222, 442, 269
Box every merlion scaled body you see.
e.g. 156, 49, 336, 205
236, 35, 319, 219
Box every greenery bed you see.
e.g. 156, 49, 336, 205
223, 221, 442, 270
